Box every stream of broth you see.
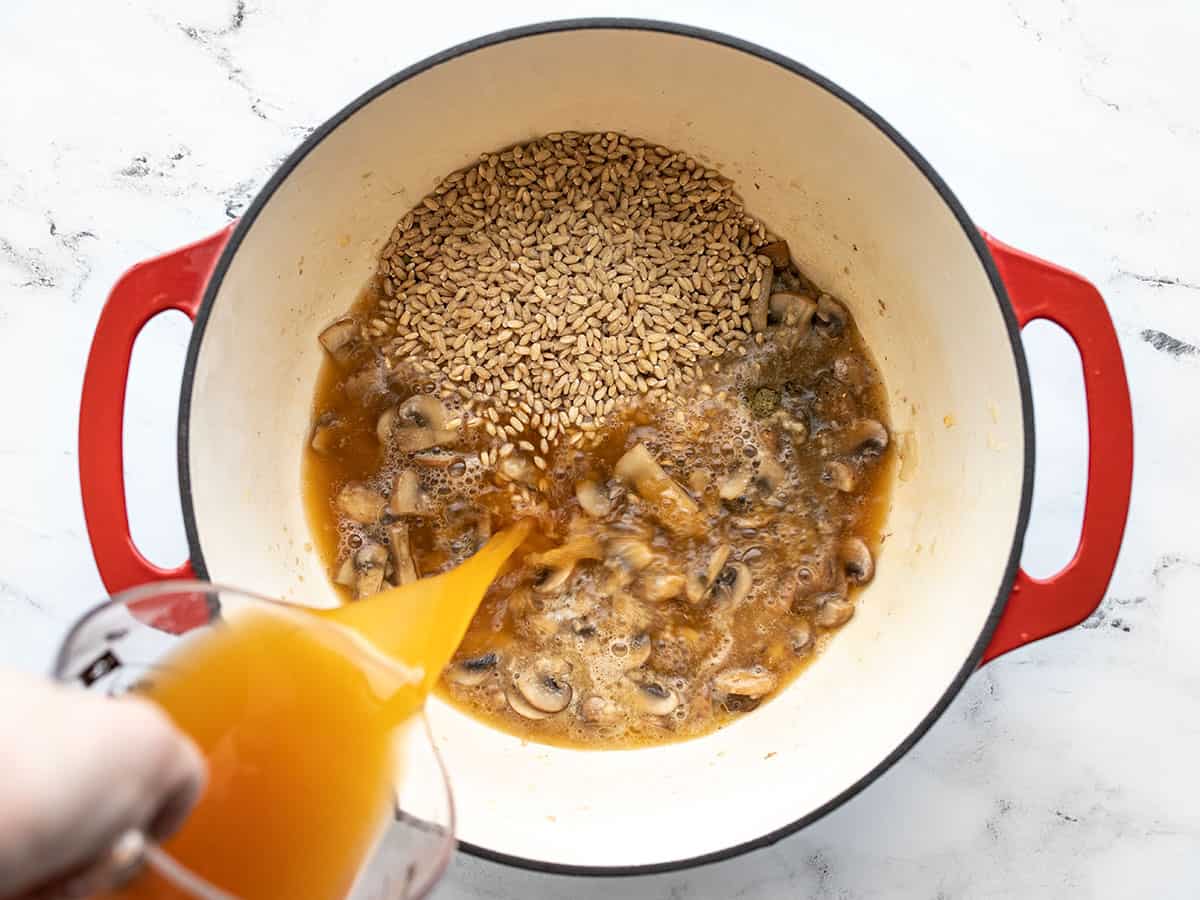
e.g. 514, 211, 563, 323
106, 526, 528, 900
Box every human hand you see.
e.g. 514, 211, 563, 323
0, 670, 206, 899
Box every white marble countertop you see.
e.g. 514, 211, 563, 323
2, 0, 1197, 896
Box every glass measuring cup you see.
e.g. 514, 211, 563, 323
51, 581, 455, 900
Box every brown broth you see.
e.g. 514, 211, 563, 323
303, 277, 894, 749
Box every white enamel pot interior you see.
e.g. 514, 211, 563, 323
179, 22, 1032, 874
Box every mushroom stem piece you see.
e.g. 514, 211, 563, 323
575, 479, 612, 517
388, 522, 419, 585
615, 443, 703, 537
843, 419, 890, 458
389, 468, 431, 516
335, 482, 387, 524
353, 542, 388, 600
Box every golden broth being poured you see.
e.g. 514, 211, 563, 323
109, 522, 530, 900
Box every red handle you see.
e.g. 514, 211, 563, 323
79, 226, 233, 601
980, 235, 1133, 663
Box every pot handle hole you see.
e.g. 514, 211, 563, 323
980, 234, 1134, 663
78, 226, 234, 615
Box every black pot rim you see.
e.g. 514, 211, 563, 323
178, 17, 1036, 879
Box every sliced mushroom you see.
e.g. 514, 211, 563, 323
310, 413, 341, 454
444, 500, 492, 553
631, 680, 679, 716
514, 657, 573, 714
335, 482, 387, 524
685, 545, 732, 603
608, 536, 655, 573
375, 406, 397, 445
720, 455, 786, 508
639, 572, 686, 602
768, 291, 817, 333
792, 579, 848, 615
614, 443, 703, 537
760, 240, 791, 269
750, 267, 772, 332
822, 460, 856, 492
706, 546, 733, 586
717, 465, 754, 501
530, 536, 603, 570
618, 633, 653, 670
385, 395, 460, 451
580, 695, 622, 725
721, 694, 762, 714
388, 469, 430, 517
353, 542, 388, 600
403, 394, 448, 428
843, 418, 890, 458
813, 294, 847, 336
505, 685, 552, 720
333, 555, 356, 587
447, 651, 499, 687
713, 667, 777, 699
796, 550, 837, 595
388, 522, 419, 585
311, 427, 339, 454
355, 542, 388, 567
840, 537, 874, 585
529, 535, 603, 594
614, 443, 665, 486
710, 562, 752, 605
497, 453, 538, 488
318, 317, 360, 365
731, 511, 773, 530
815, 598, 855, 627
791, 621, 814, 654
575, 479, 612, 517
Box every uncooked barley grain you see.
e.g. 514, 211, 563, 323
366, 131, 776, 442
